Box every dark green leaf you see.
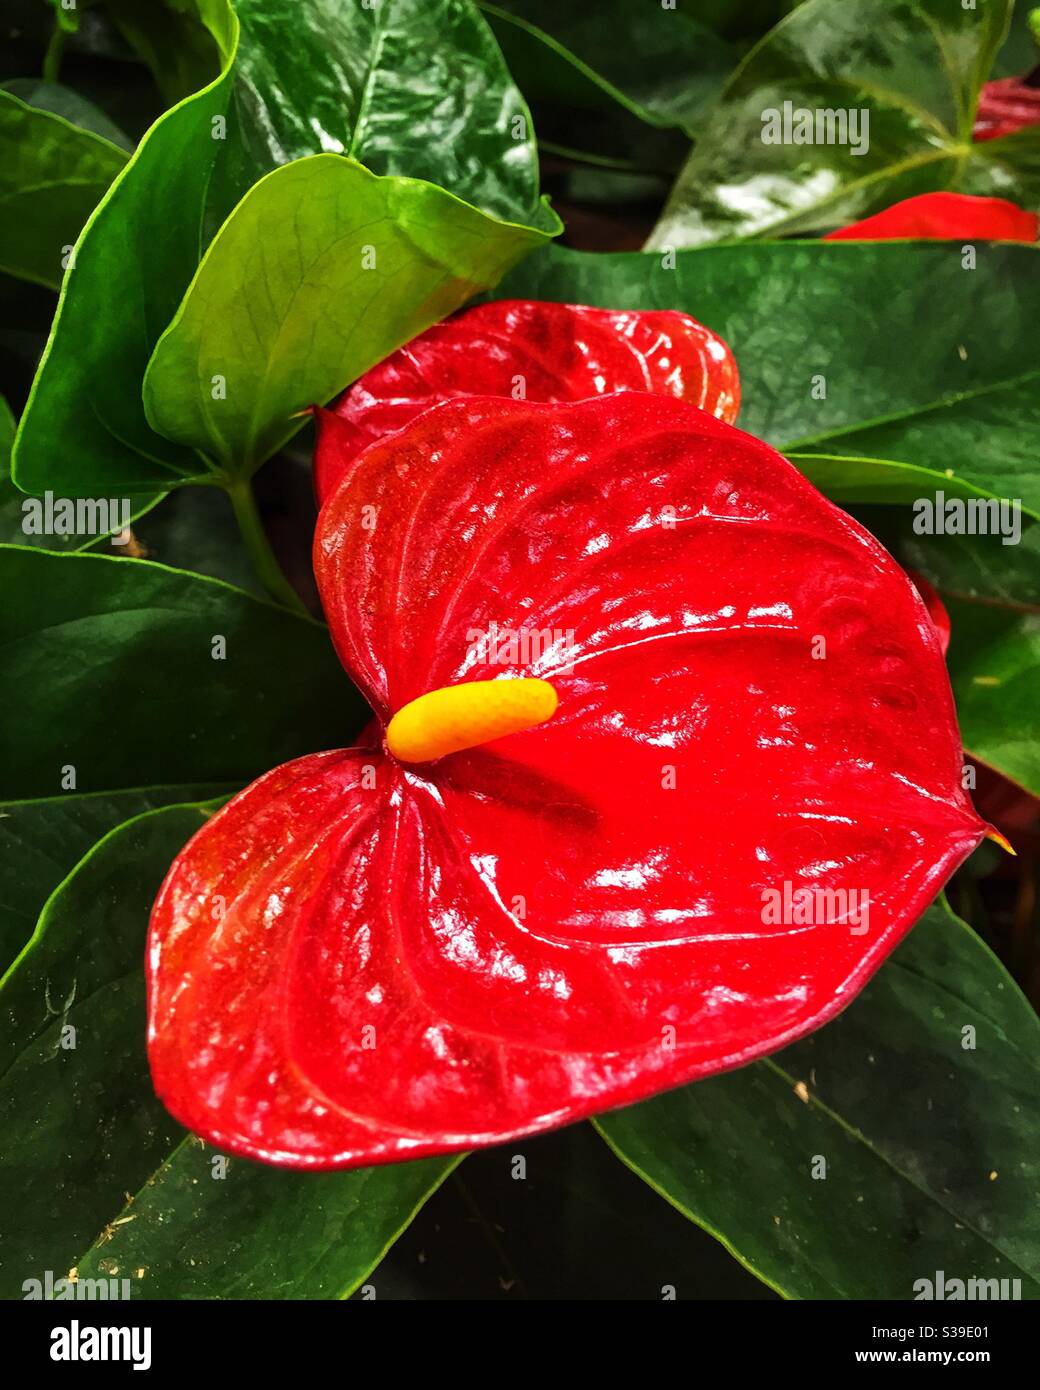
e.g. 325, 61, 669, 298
0, 804, 456, 1300
0, 806, 207, 1298
1, 79, 133, 150
946, 599, 1040, 796
0, 784, 229, 974
10, 1, 238, 499
480, 0, 734, 137
859, 506, 1040, 611
0, 87, 127, 290
499, 239, 1040, 518
0, 547, 366, 799
76, 1136, 460, 1299
217, 0, 547, 226
596, 900, 1040, 1299
105, 0, 223, 108
143, 156, 558, 475
649, 0, 1022, 248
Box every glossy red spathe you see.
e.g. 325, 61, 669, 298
148, 393, 986, 1169
824, 192, 1038, 243
314, 300, 740, 503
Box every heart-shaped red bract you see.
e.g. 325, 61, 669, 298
313, 300, 740, 504
823, 192, 1038, 242
148, 393, 985, 1169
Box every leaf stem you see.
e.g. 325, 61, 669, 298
226, 479, 308, 616
42, 26, 67, 85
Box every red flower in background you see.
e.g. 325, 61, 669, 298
823, 192, 1038, 243
973, 75, 1040, 141
314, 300, 740, 503
147, 388, 987, 1169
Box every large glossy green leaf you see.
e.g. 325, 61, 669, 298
143, 156, 558, 475
596, 900, 1040, 1299
10, 0, 238, 499
0, 546, 366, 799
0, 804, 457, 1300
499, 239, 1040, 517
0, 785, 227, 976
216, 0, 546, 226
0, 88, 127, 290
946, 598, 1040, 797
648, 0, 1035, 249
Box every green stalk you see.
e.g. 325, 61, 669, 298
42, 26, 67, 85
226, 479, 309, 617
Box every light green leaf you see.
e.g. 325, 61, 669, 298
596, 900, 1040, 1299
143, 155, 559, 476
0, 87, 128, 290
499, 239, 1040, 518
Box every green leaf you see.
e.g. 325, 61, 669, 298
858, 505, 1040, 611
218, 0, 547, 226
0, 805, 206, 1298
0, 546, 367, 799
1, 79, 133, 150
76, 1136, 461, 1299
946, 599, 1040, 796
499, 239, 1040, 518
480, 0, 733, 149
648, 0, 1023, 248
13, 0, 557, 499
144, 155, 558, 476
0, 87, 128, 290
596, 900, 1040, 1299
105, 0, 224, 108
0, 804, 456, 1300
0, 784, 228, 976
11, 0, 238, 499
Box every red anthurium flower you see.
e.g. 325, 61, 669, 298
974, 76, 1040, 141
313, 300, 740, 504
823, 192, 1038, 243
148, 393, 987, 1169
